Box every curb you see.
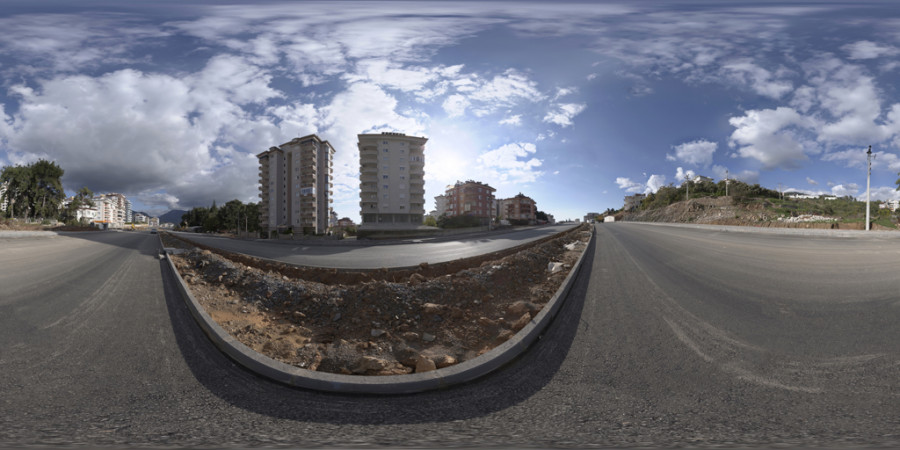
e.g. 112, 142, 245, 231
620, 221, 900, 238
161, 225, 594, 394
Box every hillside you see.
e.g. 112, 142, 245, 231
620, 196, 896, 230
159, 209, 188, 225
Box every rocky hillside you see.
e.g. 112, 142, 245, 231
620, 196, 880, 230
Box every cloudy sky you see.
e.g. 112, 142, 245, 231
2, 1, 900, 220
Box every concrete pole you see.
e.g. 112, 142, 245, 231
866, 145, 872, 231
725, 169, 729, 196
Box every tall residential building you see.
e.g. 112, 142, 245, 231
499, 193, 537, 224
125, 199, 133, 223
443, 180, 496, 225
257, 134, 335, 234
358, 132, 427, 226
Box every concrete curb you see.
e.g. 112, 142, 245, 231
162, 225, 594, 394
621, 221, 900, 238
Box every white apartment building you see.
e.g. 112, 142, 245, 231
359, 132, 427, 226
258, 134, 335, 234
0, 181, 7, 212
434, 194, 449, 217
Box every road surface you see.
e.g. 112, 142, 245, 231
1, 224, 898, 447
170, 224, 577, 268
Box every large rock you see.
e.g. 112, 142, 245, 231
415, 356, 436, 373
352, 356, 390, 374
511, 312, 531, 332
422, 303, 443, 315
507, 301, 538, 318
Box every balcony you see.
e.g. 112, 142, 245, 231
361, 174, 377, 183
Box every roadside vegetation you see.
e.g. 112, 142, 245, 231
180, 200, 261, 234
614, 178, 899, 229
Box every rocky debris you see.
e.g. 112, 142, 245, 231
163, 224, 591, 376
777, 214, 835, 223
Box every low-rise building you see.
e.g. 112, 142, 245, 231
584, 212, 600, 223
443, 180, 496, 225
498, 193, 536, 225
624, 193, 646, 211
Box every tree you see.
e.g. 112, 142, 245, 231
0, 160, 65, 220
423, 215, 437, 227
61, 186, 94, 224
536, 210, 549, 222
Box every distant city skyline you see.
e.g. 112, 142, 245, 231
2, 1, 900, 222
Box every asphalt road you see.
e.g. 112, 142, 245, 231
1, 224, 898, 447
170, 224, 577, 269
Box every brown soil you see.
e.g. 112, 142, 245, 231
162, 224, 590, 376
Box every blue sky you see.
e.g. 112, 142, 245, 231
2, 1, 900, 221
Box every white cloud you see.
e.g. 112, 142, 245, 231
728, 107, 814, 169
6, 69, 217, 204
842, 40, 899, 60
721, 58, 793, 99
442, 94, 470, 118
499, 114, 522, 126
806, 177, 818, 185
460, 69, 544, 113
543, 103, 586, 127
675, 167, 696, 182
667, 139, 717, 166
617, 174, 666, 194
645, 174, 667, 193
711, 165, 759, 184
821, 148, 900, 172
616, 177, 643, 193
477, 142, 543, 184
552, 87, 576, 100
831, 183, 860, 198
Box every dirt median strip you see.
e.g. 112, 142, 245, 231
161, 224, 594, 393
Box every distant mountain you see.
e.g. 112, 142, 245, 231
158, 209, 188, 225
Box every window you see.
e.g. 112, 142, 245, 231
400, 206, 405, 210
382, 165, 389, 170
400, 184, 407, 189
383, 184, 389, 189
383, 148, 389, 153
383, 194, 389, 200
382, 175, 389, 179
399, 166, 405, 171
400, 175, 406, 180
399, 193, 406, 199
383, 140, 388, 145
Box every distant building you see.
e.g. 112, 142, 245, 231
125, 199, 133, 223
434, 194, 449, 217
0, 181, 7, 212
546, 213, 555, 224
257, 134, 335, 235
498, 193, 537, 225
443, 180, 496, 225
358, 132, 427, 227
584, 212, 601, 223
133, 212, 149, 224
692, 175, 714, 184
624, 193, 646, 211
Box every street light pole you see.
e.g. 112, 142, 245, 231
866, 145, 873, 231
725, 169, 729, 196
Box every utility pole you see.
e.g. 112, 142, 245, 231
725, 169, 729, 196
684, 174, 690, 201
866, 145, 873, 231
